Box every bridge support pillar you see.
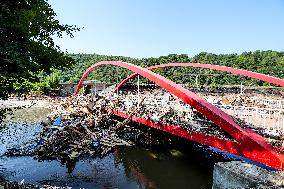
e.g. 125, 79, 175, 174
212, 161, 284, 189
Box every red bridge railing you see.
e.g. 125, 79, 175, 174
75, 61, 284, 171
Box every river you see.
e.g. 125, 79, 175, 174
0, 107, 215, 189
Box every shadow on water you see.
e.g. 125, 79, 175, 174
0, 107, 216, 189
0, 147, 214, 189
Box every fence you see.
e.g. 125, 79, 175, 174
216, 104, 284, 133
258, 99, 284, 109
118, 93, 284, 134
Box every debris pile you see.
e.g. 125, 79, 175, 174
118, 90, 284, 151
5, 89, 283, 160
42, 94, 140, 160
5, 94, 134, 160
5, 94, 171, 161
202, 93, 283, 109
119, 90, 233, 139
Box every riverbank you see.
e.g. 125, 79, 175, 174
0, 98, 52, 109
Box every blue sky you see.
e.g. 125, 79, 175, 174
49, 0, 284, 58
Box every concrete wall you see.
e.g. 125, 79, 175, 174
213, 161, 284, 189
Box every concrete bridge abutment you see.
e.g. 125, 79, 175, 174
212, 161, 284, 189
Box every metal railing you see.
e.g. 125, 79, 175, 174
216, 104, 284, 133
118, 93, 284, 133
257, 99, 284, 109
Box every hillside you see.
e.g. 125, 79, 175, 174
60, 51, 284, 87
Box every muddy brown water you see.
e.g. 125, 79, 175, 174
0, 107, 214, 189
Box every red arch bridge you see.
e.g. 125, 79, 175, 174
75, 61, 284, 171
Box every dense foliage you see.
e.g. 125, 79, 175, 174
0, 0, 80, 98
61, 51, 284, 87
1, 1, 283, 98
13, 71, 60, 95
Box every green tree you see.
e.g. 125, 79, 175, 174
0, 0, 80, 98
59, 51, 283, 88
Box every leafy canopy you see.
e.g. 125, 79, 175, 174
63, 51, 284, 88
0, 0, 80, 98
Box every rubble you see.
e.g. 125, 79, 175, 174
5, 94, 165, 162
6, 94, 137, 160
117, 89, 284, 151
5, 89, 283, 162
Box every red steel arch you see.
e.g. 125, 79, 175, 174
75, 61, 284, 170
113, 62, 284, 92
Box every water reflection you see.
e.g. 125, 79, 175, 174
115, 147, 212, 189
0, 155, 138, 188
0, 146, 212, 189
